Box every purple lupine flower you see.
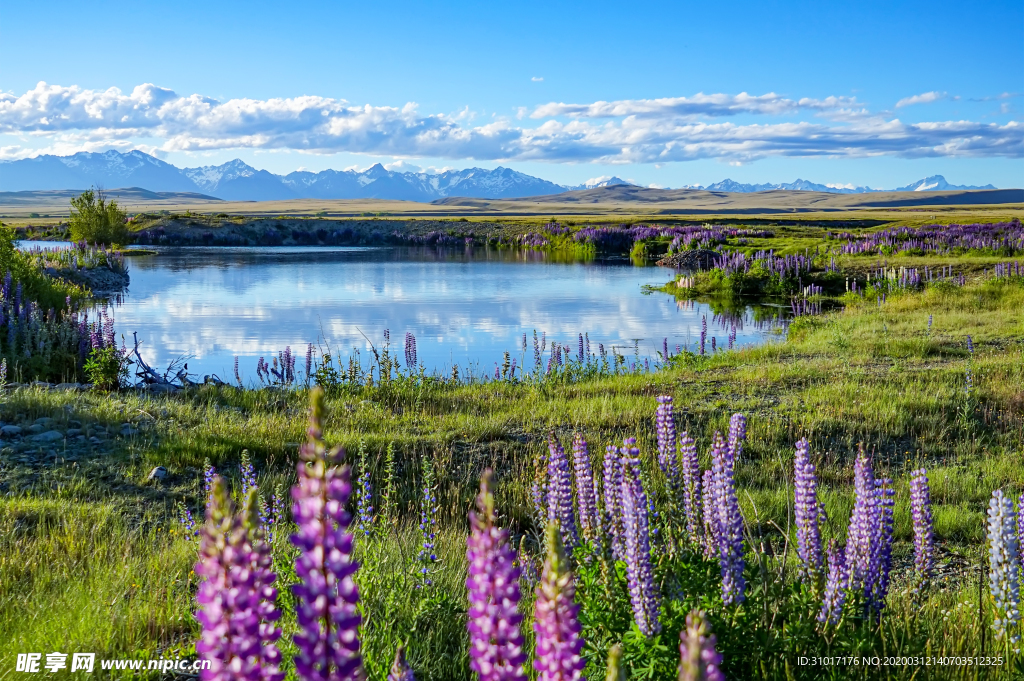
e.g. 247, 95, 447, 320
387, 647, 414, 681
405, 332, 418, 369
241, 489, 285, 680
305, 343, 314, 383
677, 610, 724, 681
195, 478, 284, 681
699, 316, 707, 356
620, 444, 661, 636
988, 489, 1021, 643
466, 471, 527, 681
967, 335, 974, 354
844, 449, 879, 601
727, 413, 746, 464
533, 524, 586, 681
871, 478, 895, 612
177, 500, 199, 541
289, 389, 362, 680
794, 438, 823, 582
234, 356, 242, 387
204, 459, 217, 510
679, 433, 702, 546
570, 434, 600, 544
655, 396, 680, 492
356, 444, 374, 539
817, 540, 849, 624
417, 456, 438, 588
701, 469, 717, 560
910, 469, 935, 590
577, 333, 584, 362
547, 435, 579, 549
844, 449, 895, 615
711, 431, 745, 605
603, 445, 625, 560
240, 450, 258, 498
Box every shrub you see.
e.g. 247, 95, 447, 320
68, 189, 129, 245
83, 345, 130, 390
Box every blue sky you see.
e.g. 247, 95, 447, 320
1, 0, 1021, 188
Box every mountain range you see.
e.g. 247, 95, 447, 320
0, 150, 1000, 201
695, 176, 996, 194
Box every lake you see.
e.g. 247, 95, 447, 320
86, 246, 782, 383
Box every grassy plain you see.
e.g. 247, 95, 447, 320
1, 218, 1024, 679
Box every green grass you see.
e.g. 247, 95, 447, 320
1, 267, 1024, 678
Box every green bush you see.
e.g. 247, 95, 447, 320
83, 345, 130, 390
68, 189, 129, 245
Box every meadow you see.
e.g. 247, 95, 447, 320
1, 216, 1024, 680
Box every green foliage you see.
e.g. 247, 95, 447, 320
83, 345, 129, 391
0, 225, 81, 310
69, 189, 129, 245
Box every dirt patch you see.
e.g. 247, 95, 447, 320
656, 249, 721, 270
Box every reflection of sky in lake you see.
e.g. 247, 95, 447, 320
102, 246, 781, 381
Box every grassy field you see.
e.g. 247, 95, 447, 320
2, 183, 1021, 228
2, 220, 1024, 679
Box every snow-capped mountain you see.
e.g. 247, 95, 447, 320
185, 159, 298, 200
0, 150, 1001, 200
702, 178, 877, 194
892, 175, 996, 192
567, 176, 632, 190
0, 150, 205, 193
698, 175, 996, 194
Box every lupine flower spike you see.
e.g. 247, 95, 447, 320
195, 477, 284, 681
679, 432, 702, 546
701, 469, 717, 560
793, 438, 823, 583
711, 430, 745, 605
466, 470, 527, 681
290, 388, 362, 680
533, 523, 586, 681
603, 445, 625, 560
677, 609, 724, 681
571, 434, 601, 545
909, 469, 935, 592
547, 435, 579, 549
241, 488, 285, 680
844, 448, 895, 615
655, 396, 680, 492
619, 443, 661, 636
987, 489, 1020, 643
817, 540, 849, 625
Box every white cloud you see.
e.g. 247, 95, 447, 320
531, 77, 544, 82
0, 82, 1020, 164
895, 91, 947, 108
383, 160, 422, 173
531, 92, 864, 119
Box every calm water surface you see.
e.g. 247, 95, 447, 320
92, 246, 781, 382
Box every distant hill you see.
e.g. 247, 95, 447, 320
0, 150, 1006, 202
433, 184, 1024, 211
0, 187, 221, 206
